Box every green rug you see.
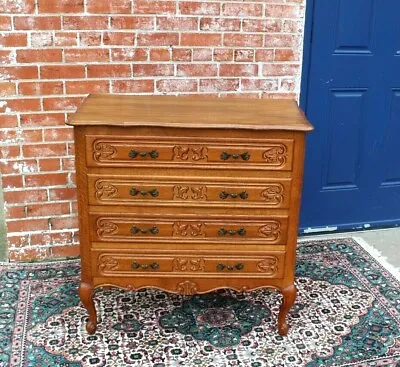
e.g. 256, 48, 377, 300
1, 238, 399, 366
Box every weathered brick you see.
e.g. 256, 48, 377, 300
111, 47, 148, 61
181, 33, 222, 46
103, 32, 135, 46
111, 16, 154, 30
0, 33, 27, 47
0, 0, 34, 13
64, 48, 109, 62
180, 2, 219, 15
54, 32, 78, 46
134, 0, 176, 14
199, 78, 239, 92
41, 65, 85, 79
220, 64, 258, 77
14, 16, 61, 30
17, 49, 62, 63
38, 0, 84, 13
222, 3, 262, 17
65, 80, 110, 94
137, 32, 179, 46
177, 64, 217, 77
156, 79, 198, 93
87, 64, 131, 78
112, 80, 154, 93
87, 0, 131, 13
133, 64, 174, 77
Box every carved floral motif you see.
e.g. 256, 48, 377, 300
97, 220, 119, 237
261, 184, 284, 205
262, 145, 287, 166
173, 258, 205, 272
93, 142, 117, 162
95, 180, 118, 200
176, 280, 198, 295
257, 256, 279, 275
173, 185, 207, 201
173, 146, 208, 161
173, 222, 206, 237
173, 186, 189, 200
258, 221, 281, 241
98, 255, 119, 272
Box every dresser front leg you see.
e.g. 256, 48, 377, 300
277, 284, 297, 336
79, 282, 97, 334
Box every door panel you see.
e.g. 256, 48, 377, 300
301, 0, 400, 229
334, 0, 375, 54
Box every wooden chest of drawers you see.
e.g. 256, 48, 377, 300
68, 95, 313, 336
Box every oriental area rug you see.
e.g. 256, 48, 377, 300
1, 238, 399, 367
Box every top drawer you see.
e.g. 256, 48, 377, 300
86, 135, 294, 171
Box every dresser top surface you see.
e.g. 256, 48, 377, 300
67, 94, 313, 131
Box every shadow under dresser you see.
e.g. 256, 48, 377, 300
67, 94, 313, 336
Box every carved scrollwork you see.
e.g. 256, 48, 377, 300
261, 183, 284, 205
173, 185, 207, 201
173, 258, 205, 272
97, 219, 119, 237
173, 145, 208, 161
191, 146, 208, 161
258, 221, 281, 241
257, 256, 279, 275
93, 142, 117, 162
173, 222, 206, 237
262, 145, 287, 166
191, 186, 207, 200
95, 180, 118, 200
98, 255, 119, 272
176, 280, 198, 295
173, 185, 189, 200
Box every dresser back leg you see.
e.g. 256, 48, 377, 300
79, 282, 97, 334
277, 284, 297, 336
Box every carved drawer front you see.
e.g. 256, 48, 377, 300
88, 175, 292, 209
93, 251, 285, 278
90, 215, 288, 244
86, 136, 294, 171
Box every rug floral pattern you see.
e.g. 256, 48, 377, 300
1, 238, 399, 366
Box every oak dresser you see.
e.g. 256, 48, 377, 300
67, 94, 313, 336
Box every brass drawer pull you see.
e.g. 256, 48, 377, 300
131, 226, 159, 235
218, 228, 247, 236
129, 149, 159, 159
130, 188, 159, 197
132, 261, 159, 270
220, 191, 248, 200
217, 263, 244, 272
220, 151, 250, 161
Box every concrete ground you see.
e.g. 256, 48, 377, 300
301, 227, 400, 272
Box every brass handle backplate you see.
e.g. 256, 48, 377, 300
129, 150, 159, 159
220, 191, 248, 200
130, 188, 159, 197
217, 263, 244, 272
218, 228, 247, 236
131, 226, 159, 235
132, 261, 159, 270
220, 151, 250, 161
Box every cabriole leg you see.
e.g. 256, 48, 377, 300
277, 284, 297, 336
79, 282, 97, 334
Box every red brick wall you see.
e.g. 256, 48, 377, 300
0, 0, 305, 261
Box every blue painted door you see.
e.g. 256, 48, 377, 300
301, 0, 400, 230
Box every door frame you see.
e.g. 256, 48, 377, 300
299, 0, 315, 112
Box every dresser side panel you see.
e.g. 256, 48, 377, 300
74, 126, 93, 282
284, 131, 307, 285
